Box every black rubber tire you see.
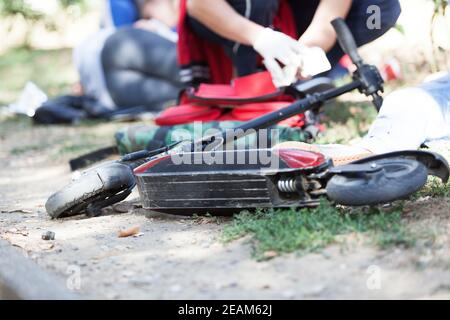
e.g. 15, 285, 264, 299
326, 158, 428, 206
45, 162, 136, 219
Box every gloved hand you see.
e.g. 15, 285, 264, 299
252, 28, 303, 87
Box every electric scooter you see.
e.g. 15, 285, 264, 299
45, 19, 450, 218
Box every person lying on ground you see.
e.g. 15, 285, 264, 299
181, 0, 401, 86
276, 72, 450, 165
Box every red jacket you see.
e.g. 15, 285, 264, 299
177, 0, 298, 85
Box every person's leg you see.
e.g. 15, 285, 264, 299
274, 88, 444, 165
103, 69, 181, 110
73, 28, 116, 109
357, 87, 450, 154
187, 0, 280, 76
103, 27, 181, 82
277, 74, 450, 164
102, 27, 182, 110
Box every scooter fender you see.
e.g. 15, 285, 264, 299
349, 150, 450, 183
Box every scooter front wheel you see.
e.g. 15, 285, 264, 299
45, 162, 136, 219
326, 158, 428, 206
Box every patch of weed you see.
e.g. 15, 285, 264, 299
221, 200, 415, 260
414, 176, 450, 199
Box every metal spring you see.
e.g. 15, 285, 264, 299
277, 178, 297, 193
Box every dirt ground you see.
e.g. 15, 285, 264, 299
0, 119, 449, 300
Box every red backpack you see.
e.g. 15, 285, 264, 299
155, 71, 307, 128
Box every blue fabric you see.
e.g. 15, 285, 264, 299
420, 73, 450, 111
109, 0, 139, 27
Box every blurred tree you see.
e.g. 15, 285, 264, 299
430, 0, 448, 71
0, 0, 45, 21
0, 0, 86, 18
0, 0, 87, 47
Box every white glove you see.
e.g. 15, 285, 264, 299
253, 29, 331, 87
253, 28, 303, 87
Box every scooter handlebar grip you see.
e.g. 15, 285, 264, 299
331, 18, 363, 67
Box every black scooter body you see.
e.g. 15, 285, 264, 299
134, 148, 331, 214
134, 149, 449, 215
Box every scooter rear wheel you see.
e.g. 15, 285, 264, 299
326, 158, 428, 206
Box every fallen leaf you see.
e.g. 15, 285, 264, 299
118, 226, 140, 238
263, 251, 278, 259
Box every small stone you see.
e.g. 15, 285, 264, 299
133, 233, 144, 238
41, 231, 55, 241
113, 203, 133, 213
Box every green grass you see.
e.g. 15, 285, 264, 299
318, 100, 378, 145
415, 177, 450, 199
0, 47, 77, 105
221, 201, 416, 260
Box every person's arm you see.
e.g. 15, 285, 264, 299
298, 0, 353, 51
187, 0, 264, 46
138, 0, 179, 28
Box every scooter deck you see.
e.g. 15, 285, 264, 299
134, 149, 330, 214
